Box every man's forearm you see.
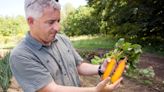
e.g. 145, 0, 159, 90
77, 63, 99, 76
38, 81, 96, 92
56, 85, 96, 92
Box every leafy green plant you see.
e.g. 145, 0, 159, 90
125, 67, 155, 85
91, 56, 102, 64
91, 38, 155, 81
91, 38, 142, 68
0, 52, 12, 92
139, 66, 155, 78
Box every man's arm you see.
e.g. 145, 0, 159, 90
77, 62, 99, 76
37, 81, 95, 92
37, 77, 123, 92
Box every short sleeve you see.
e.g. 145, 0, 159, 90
71, 47, 83, 65
10, 54, 53, 92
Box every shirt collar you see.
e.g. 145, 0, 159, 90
25, 32, 58, 50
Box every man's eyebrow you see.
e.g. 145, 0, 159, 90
45, 19, 60, 23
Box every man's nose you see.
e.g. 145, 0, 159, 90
53, 22, 60, 32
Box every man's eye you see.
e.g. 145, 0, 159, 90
48, 21, 54, 25
47, 20, 60, 25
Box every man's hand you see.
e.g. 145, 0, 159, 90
96, 77, 123, 92
99, 59, 109, 72
98, 58, 112, 76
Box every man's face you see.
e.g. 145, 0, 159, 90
30, 6, 60, 45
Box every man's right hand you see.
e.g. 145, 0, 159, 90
96, 77, 123, 92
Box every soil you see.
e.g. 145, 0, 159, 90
1, 52, 164, 92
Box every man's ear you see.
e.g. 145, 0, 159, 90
27, 17, 34, 26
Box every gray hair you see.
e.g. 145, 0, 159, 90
24, 0, 61, 19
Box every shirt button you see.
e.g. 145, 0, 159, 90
47, 60, 49, 63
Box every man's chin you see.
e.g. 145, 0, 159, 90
48, 38, 55, 42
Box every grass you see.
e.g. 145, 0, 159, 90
70, 35, 117, 50
143, 45, 164, 56
70, 35, 164, 56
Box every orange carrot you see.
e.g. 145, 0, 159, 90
102, 58, 116, 80
111, 57, 127, 83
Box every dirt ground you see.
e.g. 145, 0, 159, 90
1, 53, 164, 92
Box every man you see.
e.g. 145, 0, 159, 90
9, 0, 122, 92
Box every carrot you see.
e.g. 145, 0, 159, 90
102, 58, 116, 80
111, 57, 127, 83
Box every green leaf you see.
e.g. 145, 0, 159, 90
115, 38, 125, 48
94, 56, 101, 60
91, 56, 104, 65
133, 44, 142, 54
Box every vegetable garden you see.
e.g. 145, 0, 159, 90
0, 0, 164, 91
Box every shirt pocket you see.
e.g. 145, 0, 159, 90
65, 48, 77, 67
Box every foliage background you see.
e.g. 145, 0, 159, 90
62, 0, 164, 53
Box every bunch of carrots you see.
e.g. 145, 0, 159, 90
91, 38, 142, 83
102, 56, 127, 83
